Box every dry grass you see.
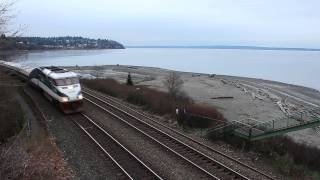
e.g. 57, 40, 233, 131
0, 87, 24, 143
0, 86, 74, 179
0, 134, 74, 180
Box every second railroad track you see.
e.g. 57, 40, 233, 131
82, 88, 256, 180
70, 113, 163, 180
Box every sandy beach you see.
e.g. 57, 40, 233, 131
67, 65, 320, 148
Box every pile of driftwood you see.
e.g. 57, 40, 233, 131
220, 78, 296, 115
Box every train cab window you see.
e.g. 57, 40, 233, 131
47, 77, 55, 87
30, 69, 39, 78
54, 77, 79, 86
39, 73, 45, 83
71, 77, 79, 84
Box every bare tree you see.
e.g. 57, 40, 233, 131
163, 71, 184, 97
0, 1, 13, 35
0, 0, 23, 36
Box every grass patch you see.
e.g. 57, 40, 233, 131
0, 131, 74, 179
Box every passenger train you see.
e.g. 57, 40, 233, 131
29, 66, 83, 113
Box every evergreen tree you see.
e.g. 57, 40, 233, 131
126, 73, 133, 86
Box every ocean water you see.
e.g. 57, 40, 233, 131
11, 48, 320, 90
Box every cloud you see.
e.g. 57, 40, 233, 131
12, 0, 320, 47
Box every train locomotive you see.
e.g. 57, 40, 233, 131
29, 66, 83, 113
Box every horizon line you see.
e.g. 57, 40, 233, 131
125, 45, 320, 51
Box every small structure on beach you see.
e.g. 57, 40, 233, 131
207, 107, 320, 141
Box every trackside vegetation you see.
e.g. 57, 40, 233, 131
214, 133, 320, 179
0, 87, 24, 143
81, 78, 225, 128
81, 78, 320, 179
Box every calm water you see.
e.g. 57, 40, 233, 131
12, 48, 320, 90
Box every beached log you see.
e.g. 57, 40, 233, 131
221, 79, 228, 84
257, 89, 268, 97
242, 87, 248, 93
252, 93, 264, 100
269, 94, 280, 102
211, 96, 234, 99
277, 101, 288, 114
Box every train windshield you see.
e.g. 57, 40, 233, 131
54, 77, 79, 86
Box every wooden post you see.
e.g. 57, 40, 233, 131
273, 120, 274, 130
246, 128, 252, 151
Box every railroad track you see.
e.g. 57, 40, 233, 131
82, 88, 256, 180
70, 113, 163, 180
1, 65, 274, 179
0, 67, 163, 179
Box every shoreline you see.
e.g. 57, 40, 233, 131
3, 48, 320, 91
67, 64, 320, 148
127, 45, 320, 52
73, 64, 320, 92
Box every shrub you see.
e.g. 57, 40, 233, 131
256, 136, 320, 172
126, 91, 146, 106
0, 88, 25, 143
272, 154, 293, 176
186, 104, 225, 121
216, 134, 320, 179
81, 78, 128, 98
126, 73, 133, 86
178, 104, 225, 128
163, 71, 184, 98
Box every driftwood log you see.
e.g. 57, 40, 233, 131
211, 96, 234, 99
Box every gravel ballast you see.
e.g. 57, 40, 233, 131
24, 86, 126, 179
83, 100, 210, 180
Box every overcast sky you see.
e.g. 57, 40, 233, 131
11, 0, 320, 47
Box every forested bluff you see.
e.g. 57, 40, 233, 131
0, 35, 125, 50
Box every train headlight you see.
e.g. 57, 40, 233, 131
77, 94, 83, 100
61, 97, 69, 102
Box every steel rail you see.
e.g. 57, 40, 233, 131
0, 65, 273, 179
84, 93, 249, 180
83, 87, 274, 180
71, 113, 163, 180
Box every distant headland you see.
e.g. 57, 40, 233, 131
0, 36, 125, 50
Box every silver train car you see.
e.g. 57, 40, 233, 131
29, 66, 83, 113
